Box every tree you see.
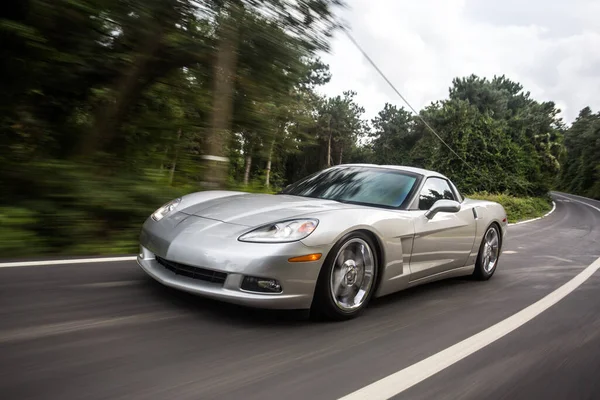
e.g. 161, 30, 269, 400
5, 0, 600, 258
558, 107, 600, 199
200, 0, 345, 189
369, 103, 415, 165
79, 0, 212, 158
419, 75, 565, 195
317, 91, 366, 167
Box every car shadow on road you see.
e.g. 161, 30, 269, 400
368, 277, 474, 310
139, 275, 312, 326
138, 271, 477, 327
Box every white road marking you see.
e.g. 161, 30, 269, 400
0, 256, 136, 269
554, 191, 600, 205
508, 200, 556, 226
554, 193, 600, 213
503, 250, 518, 254
338, 255, 600, 400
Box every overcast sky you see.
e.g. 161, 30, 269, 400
318, 0, 600, 125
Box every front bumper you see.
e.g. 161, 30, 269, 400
137, 214, 328, 309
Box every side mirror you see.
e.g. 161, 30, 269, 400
425, 199, 461, 219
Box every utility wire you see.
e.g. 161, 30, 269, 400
341, 27, 480, 174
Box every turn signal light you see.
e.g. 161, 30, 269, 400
288, 253, 322, 262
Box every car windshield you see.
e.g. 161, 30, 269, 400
280, 166, 419, 208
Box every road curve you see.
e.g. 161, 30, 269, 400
1, 192, 599, 400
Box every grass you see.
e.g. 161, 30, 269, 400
467, 192, 553, 223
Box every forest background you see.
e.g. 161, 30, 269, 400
2, 0, 598, 256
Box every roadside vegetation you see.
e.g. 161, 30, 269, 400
467, 193, 553, 224
0, 0, 597, 257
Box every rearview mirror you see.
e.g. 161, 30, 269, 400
425, 199, 461, 219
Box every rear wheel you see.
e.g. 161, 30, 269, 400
473, 224, 501, 280
311, 232, 378, 321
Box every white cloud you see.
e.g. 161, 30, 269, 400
318, 0, 600, 124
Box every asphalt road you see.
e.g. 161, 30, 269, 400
1, 192, 599, 400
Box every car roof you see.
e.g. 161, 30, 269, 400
335, 163, 450, 180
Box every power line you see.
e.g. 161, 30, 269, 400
340, 26, 479, 174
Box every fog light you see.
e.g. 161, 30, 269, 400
241, 276, 282, 293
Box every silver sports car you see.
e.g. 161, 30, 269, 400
137, 164, 508, 320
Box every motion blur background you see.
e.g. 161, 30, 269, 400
1, 0, 599, 257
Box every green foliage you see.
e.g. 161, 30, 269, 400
0, 0, 344, 256
0, 1, 595, 257
468, 192, 552, 223
283, 90, 366, 183
345, 75, 567, 199
369, 103, 416, 165
557, 107, 600, 199
1, 160, 194, 255
408, 75, 564, 196
0, 207, 48, 256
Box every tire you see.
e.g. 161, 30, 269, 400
311, 231, 379, 321
472, 224, 501, 280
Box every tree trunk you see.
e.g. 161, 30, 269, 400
326, 115, 332, 167
327, 133, 332, 167
160, 146, 169, 171
168, 128, 182, 186
202, 2, 241, 189
265, 137, 276, 188
265, 158, 272, 188
243, 155, 252, 185
80, 27, 164, 157
338, 147, 343, 165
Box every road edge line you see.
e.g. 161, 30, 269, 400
508, 200, 556, 226
0, 256, 137, 268
338, 255, 600, 400
553, 191, 600, 205
553, 193, 600, 213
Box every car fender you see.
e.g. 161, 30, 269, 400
300, 207, 416, 298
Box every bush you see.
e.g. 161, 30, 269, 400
0, 160, 281, 258
0, 207, 48, 256
1, 161, 195, 257
467, 192, 552, 223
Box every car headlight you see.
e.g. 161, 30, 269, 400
151, 198, 181, 221
238, 219, 319, 243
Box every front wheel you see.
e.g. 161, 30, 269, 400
311, 232, 379, 321
472, 224, 501, 280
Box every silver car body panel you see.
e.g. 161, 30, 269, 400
137, 165, 508, 309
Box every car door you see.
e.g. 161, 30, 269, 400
408, 177, 476, 282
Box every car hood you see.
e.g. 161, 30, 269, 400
179, 193, 353, 227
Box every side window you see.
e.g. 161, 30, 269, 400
418, 178, 456, 210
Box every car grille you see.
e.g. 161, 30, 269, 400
155, 256, 227, 285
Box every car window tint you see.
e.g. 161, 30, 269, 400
280, 167, 418, 208
418, 178, 455, 210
